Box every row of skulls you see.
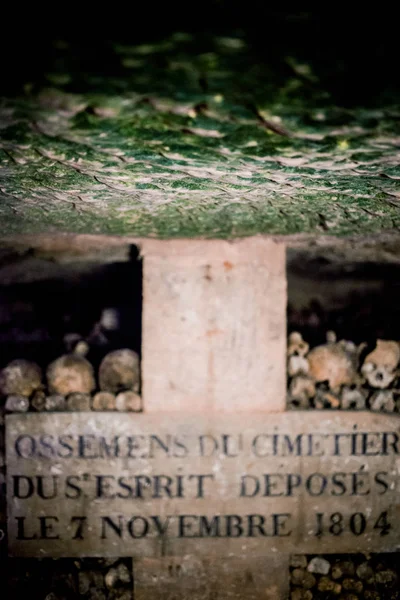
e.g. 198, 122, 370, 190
0, 348, 140, 399
288, 332, 400, 392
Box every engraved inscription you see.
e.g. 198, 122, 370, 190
6, 412, 400, 557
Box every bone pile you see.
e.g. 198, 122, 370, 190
0, 346, 141, 413
287, 332, 400, 413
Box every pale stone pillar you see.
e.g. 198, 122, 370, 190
137, 237, 288, 598
141, 237, 287, 413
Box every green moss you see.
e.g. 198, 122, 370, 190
1, 33, 400, 238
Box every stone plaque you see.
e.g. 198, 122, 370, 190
6, 411, 400, 557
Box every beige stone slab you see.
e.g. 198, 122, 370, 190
134, 555, 289, 600
141, 238, 286, 412
6, 411, 400, 557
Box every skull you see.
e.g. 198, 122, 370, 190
307, 342, 357, 394
361, 340, 400, 389
288, 375, 316, 409
47, 354, 95, 396
370, 390, 396, 412
0, 359, 42, 398
288, 354, 310, 377
287, 332, 309, 357
340, 386, 367, 410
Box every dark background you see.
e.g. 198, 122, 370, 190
1, 3, 399, 105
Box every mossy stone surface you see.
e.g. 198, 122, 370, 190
1, 34, 399, 239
